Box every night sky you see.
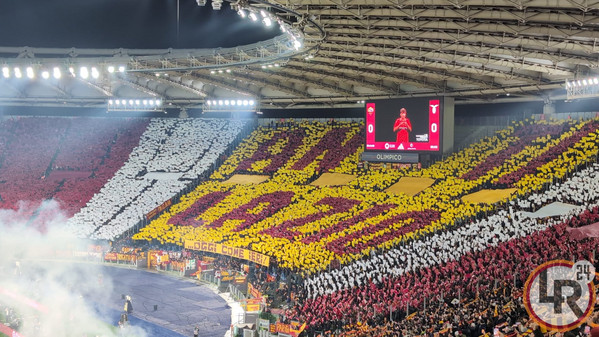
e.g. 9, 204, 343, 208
0, 0, 280, 49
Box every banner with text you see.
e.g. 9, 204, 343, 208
248, 282, 263, 299
146, 199, 173, 221
184, 240, 270, 267
361, 151, 419, 163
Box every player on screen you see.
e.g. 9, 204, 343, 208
393, 107, 412, 143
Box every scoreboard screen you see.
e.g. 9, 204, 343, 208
365, 97, 442, 152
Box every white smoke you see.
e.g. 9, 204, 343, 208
0, 200, 149, 337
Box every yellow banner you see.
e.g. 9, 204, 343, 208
248, 282, 263, 299
184, 240, 270, 267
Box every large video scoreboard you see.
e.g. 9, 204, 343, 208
365, 97, 443, 152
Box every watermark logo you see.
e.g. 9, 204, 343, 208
523, 260, 596, 332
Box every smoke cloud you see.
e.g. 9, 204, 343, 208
0, 199, 149, 337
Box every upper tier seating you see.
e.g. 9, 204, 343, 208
67, 118, 247, 240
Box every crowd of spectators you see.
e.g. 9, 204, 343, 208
127, 117, 599, 337
290, 163, 599, 335
134, 119, 598, 275
67, 118, 247, 240
0, 117, 148, 217
4, 115, 599, 337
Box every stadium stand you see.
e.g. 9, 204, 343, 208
130, 116, 599, 336
0, 117, 148, 217
66, 118, 248, 240
3, 114, 599, 337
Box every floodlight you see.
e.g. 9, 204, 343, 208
26, 66, 35, 79
80, 67, 89, 79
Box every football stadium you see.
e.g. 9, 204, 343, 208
1, 1, 599, 337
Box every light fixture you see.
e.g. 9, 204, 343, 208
107, 97, 164, 111
249, 12, 258, 21
2, 66, 10, 78
91, 67, 100, 79
53, 67, 61, 79
118, 66, 126, 73
196, 0, 207, 5
26, 66, 35, 79
107, 65, 115, 73
203, 97, 258, 112
41, 71, 50, 79
14, 67, 22, 78
80, 67, 89, 79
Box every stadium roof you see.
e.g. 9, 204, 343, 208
0, 0, 598, 111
